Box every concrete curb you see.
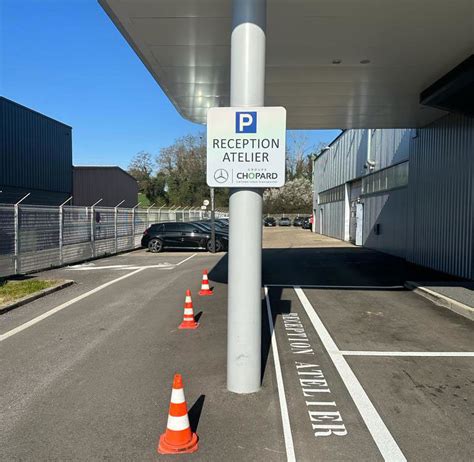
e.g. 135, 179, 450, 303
0, 280, 74, 315
405, 281, 474, 321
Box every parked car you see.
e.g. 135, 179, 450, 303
263, 217, 276, 227
301, 216, 312, 229
293, 216, 304, 226
142, 222, 228, 253
191, 220, 228, 233
215, 218, 229, 228
279, 217, 291, 226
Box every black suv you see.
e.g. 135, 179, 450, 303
142, 222, 228, 253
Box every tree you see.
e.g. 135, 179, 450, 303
263, 178, 313, 214
128, 151, 154, 193
286, 133, 313, 180
144, 172, 168, 205
286, 134, 329, 181
156, 133, 229, 207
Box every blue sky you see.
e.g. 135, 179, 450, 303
1, 0, 340, 170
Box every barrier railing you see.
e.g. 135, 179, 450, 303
0, 204, 227, 277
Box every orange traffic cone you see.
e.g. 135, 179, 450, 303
157, 373, 199, 454
198, 269, 213, 296
179, 290, 199, 329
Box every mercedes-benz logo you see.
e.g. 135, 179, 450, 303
214, 169, 229, 183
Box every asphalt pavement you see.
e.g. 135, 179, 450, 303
1, 229, 473, 461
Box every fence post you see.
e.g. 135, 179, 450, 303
132, 203, 139, 249
13, 193, 30, 274
132, 208, 135, 248
114, 200, 125, 254
59, 197, 72, 266
59, 206, 63, 266
90, 206, 95, 258
14, 204, 20, 274
158, 205, 165, 222
90, 199, 103, 258
114, 208, 118, 254
146, 203, 155, 230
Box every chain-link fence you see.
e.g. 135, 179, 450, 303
0, 204, 227, 277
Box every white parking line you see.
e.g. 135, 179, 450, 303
294, 287, 407, 462
67, 264, 134, 270
67, 255, 198, 270
0, 253, 201, 343
175, 253, 197, 266
0, 268, 147, 343
264, 287, 296, 462
340, 351, 474, 357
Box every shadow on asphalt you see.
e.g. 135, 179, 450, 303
188, 395, 206, 433
261, 287, 291, 383
208, 246, 468, 385
209, 247, 465, 287
194, 311, 203, 323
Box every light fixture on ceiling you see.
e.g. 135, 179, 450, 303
332, 59, 342, 64
360, 59, 371, 64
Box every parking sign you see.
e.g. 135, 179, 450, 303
207, 107, 286, 188
235, 112, 257, 133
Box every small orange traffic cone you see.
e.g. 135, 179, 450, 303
198, 269, 213, 296
179, 290, 199, 329
157, 373, 199, 454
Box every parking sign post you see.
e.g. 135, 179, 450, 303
210, 188, 216, 253
227, 0, 266, 394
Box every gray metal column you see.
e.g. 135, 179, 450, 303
227, 0, 266, 394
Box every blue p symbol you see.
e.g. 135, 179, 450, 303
236, 112, 257, 133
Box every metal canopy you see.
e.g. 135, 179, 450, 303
99, 0, 474, 129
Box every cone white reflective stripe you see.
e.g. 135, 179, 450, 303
166, 414, 190, 431
184, 308, 194, 315
185, 296, 192, 303
171, 388, 186, 404
201, 283, 210, 289
203, 274, 209, 281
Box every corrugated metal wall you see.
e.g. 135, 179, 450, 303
314, 128, 412, 194
370, 129, 411, 169
73, 167, 139, 207
0, 98, 73, 203
406, 113, 474, 279
315, 130, 366, 191
0, 185, 69, 206
314, 128, 412, 248
317, 201, 345, 240
362, 189, 408, 258
313, 114, 473, 280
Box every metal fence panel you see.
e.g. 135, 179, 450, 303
62, 206, 92, 264
0, 204, 227, 278
19, 205, 60, 273
0, 205, 15, 276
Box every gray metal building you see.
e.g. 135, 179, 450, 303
0, 97, 73, 205
73, 166, 139, 208
313, 113, 474, 280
